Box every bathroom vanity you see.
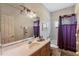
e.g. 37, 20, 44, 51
2, 38, 50, 56
31, 41, 50, 56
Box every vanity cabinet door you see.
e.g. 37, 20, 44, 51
31, 42, 50, 56
40, 45, 47, 56
41, 42, 50, 56
31, 49, 41, 56
46, 42, 51, 56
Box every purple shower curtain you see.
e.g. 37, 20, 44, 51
58, 14, 77, 52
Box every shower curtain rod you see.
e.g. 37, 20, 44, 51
60, 14, 76, 18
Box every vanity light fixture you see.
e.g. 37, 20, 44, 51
20, 5, 37, 18
27, 11, 37, 18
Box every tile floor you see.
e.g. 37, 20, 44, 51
51, 47, 79, 56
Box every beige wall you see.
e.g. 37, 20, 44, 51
75, 4, 79, 30
0, 6, 1, 44
75, 4, 79, 51
50, 6, 75, 45
0, 3, 51, 44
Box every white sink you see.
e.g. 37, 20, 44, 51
29, 42, 40, 48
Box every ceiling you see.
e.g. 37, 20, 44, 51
43, 3, 75, 12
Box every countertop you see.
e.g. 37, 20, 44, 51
2, 38, 50, 56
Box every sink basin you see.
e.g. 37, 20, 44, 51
29, 42, 40, 48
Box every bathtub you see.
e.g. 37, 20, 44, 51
50, 44, 58, 48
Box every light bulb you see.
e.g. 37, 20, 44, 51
27, 11, 37, 18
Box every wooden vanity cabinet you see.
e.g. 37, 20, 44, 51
31, 42, 50, 56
